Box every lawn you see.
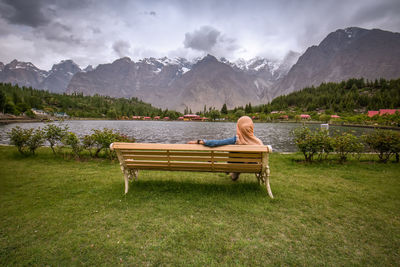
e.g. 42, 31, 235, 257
0, 146, 399, 266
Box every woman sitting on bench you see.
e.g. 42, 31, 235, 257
188, 116, 263, 181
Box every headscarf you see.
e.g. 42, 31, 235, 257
236, 116, 263, 145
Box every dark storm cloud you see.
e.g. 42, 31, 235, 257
184, 26, 221, 51
39, 22, 82, 44
113, 40, 131, 57
1, 0, 399, 69
0, 0, 50, 27
352, 0, 400, 26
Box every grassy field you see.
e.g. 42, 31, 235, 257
0, 146, 399, 266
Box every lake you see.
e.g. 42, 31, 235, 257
0, 120, 374, 152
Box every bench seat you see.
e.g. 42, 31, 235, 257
110, 142, 273, 198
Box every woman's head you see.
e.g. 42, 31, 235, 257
236, 116, 263, 145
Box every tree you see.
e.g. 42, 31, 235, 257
235, 109, 245, 119
0, 90, 5, 114
209, 109, 220, 121
245, 103, 253, 113
221, 103, 228, 114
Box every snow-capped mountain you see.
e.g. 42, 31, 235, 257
0, 60, 48, 88
41, 60, 82, 94
0, 59, 81, 93
269, 27, 400, 100
3, 27, 399, 112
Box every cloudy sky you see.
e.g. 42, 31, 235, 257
0, 0, 399, 70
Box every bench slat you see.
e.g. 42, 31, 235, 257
121, 151, 262, 158
113, 142, 270, 153
125, 165, 261, 172
123, 155, 261, 163
126, 162, 261, 170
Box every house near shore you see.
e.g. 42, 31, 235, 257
331, 115, 340, 119
300, 114, 311, 119
367, 109, 400, 117
31, 108, 50, 117
183, 114, 201, 121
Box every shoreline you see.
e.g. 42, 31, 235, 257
0, 117, 399, 131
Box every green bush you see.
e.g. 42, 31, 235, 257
90, 128, 135, 158
62, 132, 83, 158
292, 127, 332, 162
27, 128, 45, 155
43, 123, 69, 154
8, 126, 33, 154
8, 126, 44, 155
82, 134, 96, 157
332, 132, 363, 163
363, 130, 400, 163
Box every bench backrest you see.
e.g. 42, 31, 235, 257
111, 143, 272, 173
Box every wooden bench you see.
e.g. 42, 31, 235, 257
110, 143, 274, 198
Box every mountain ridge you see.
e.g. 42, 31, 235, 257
1, 27, 400, 112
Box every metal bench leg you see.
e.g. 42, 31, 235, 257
255, 173, 261, 185
119, 164, 130, 194
265, 165, 274, 199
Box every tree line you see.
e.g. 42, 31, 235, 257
0, 83, 182, 119
257, 78, 400, 113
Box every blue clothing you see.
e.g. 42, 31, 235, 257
203, 136, 236, 147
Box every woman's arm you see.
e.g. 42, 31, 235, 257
188, 136, 237, 147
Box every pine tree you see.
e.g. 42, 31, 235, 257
0, 90, 5, 114
221, 103, 228, 114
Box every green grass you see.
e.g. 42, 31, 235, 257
0, 146, 399, 266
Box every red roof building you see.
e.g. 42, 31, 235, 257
379, 109, 400, 115
300, 114, 311, 119
178, 116, 184, 120
163, 117, 170, 120
331, 115, 340, 118
367, 111, 379, 117
368, 109, 400, 117
143, 116, 151, 120
154, 116, 160, 120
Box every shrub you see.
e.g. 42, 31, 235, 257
82, 134, 96, 157
62, 132, 83, 158
8, 126, 44, 155
43, 123, 69, 154
332, 132, 363, 163
90, 128, 135, 158
292, 127, 332, 162
27, 128, 45, 155
363, 130, 400, 163
315, 129, 333, 160
8, 126, 33, 154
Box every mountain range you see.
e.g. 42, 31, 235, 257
1, 27, 399, 112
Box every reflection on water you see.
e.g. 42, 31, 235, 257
0, 120, 374, 152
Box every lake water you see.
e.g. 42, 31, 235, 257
0, 120, 374, 152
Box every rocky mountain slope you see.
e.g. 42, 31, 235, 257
0, 59, 84, 93
269, 27, 400, 99
66, 54, 292, 111
2, 27, 399, 112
